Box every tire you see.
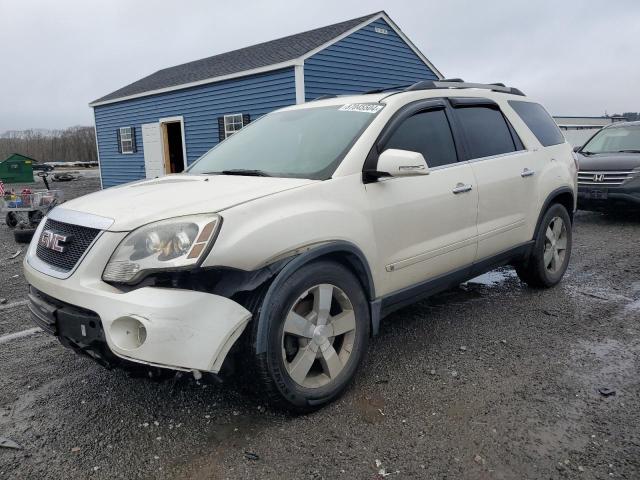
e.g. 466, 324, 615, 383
247, 260, 370, 412
14, 228, 36, 244
516, 203, 572, 288
5, 212, 18, 228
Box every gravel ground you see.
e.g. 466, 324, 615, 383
1, 177, 639, 479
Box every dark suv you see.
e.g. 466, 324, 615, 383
576, 121, 640, 211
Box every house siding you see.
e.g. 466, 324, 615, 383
94, 68, 296, 188
304, 18, 438, 100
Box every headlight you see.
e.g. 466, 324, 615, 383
103, 214, 221, 284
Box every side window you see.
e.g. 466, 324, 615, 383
384, 109, 458, 168
508, 100, 565, 147
455, 107, 516, 159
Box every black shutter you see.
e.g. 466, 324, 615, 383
242, 113, 251, 126
116, 128, 122, 153
131, 126, 137, 153
217, 116, 226, 141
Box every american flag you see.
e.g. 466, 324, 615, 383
0, 180, 4, 196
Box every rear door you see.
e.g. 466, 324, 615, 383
366, 101, 478, 296
449, 98, 530, 260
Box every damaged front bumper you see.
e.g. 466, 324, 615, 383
23, 229, 252, 374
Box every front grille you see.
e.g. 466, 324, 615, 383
578, 170, 635, 186
35, 218, 101, 272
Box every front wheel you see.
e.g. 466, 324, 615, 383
516, 203, 572, 288
248, 260, 370, 412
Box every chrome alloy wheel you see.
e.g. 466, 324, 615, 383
544, 216, 568, 274
281, 284, 356, 388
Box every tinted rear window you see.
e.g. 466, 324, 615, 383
455, 107, 516, 159
508, 101, 565, 147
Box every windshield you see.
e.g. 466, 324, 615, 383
581, 124, 640, 154
188, 104, 384, 179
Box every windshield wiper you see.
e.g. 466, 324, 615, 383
618, 150, 640, 153
218, 169, 272, 177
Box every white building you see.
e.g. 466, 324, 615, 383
553, 116, 627, 147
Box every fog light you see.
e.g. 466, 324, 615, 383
110, 315, 147, 350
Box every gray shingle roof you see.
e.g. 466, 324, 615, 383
92, 12, 382, 105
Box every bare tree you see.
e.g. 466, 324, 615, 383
0, 126, 97, 163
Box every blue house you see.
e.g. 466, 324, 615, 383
90, 11, 442, 188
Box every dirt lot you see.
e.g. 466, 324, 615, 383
1, 177, 639, 480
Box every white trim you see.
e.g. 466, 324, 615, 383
92, 109, 104, 189
294, 63, 305, 104
89, 60, 302, 107
158, 115, 188, 172
88, 12, 442, 107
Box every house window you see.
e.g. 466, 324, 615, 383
224, 114, 244, 138
117, 126, 136, 154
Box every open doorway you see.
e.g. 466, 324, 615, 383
160, 117, 186, 174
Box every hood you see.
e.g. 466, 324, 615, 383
577, 152, 640, 171
58, 174, 317, 231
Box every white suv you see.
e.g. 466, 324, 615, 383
24, 80, 577, 411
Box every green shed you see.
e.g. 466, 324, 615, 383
0, 153, 37, 183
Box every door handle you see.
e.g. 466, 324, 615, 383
452, 183, 473, 194
521, 168, 535, 178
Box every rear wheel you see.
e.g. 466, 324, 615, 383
516, 203, 572, 288
248, 261, 369, 412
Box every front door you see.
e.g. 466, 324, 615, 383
366, 107, 478, 296
141, 123, 164, 179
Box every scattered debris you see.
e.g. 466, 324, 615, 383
0, 437, 22, 450
375, 459, 400, 477
429, 369, 436, 375
578, 466, 585, 472
541, 309, 558, 317
500, 339, 507, 345
378, 408, 385, 416
244, 451, 260, 461
580, 291, 609, 301
0, 298, 6, 305
71, 447, 81, 453
8, 249, 22, 260
474, 454, 486, 465
451, 370, 458, 377
374, 378, 389, 384
598, 387, 616, 397
460, 346, 467, 352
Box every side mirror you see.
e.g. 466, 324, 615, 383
573, 146, 582, 153
374, 149, 430, 178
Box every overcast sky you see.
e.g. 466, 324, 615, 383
1, 0, 639, 132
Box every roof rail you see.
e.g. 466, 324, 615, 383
404, 79, 525, 96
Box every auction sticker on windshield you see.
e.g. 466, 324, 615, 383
339, 104, 384, 113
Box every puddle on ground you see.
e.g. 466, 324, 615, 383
466, 268, 518, 287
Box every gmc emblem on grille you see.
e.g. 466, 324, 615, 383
593, 174, 605, 182
39, 230, 71, 253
